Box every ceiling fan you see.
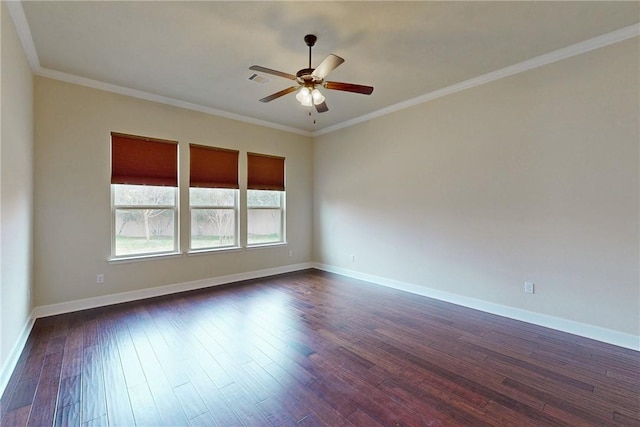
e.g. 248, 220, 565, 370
249, 34, 374, 113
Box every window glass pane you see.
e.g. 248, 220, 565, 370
115, 209, 175, 256
191, 209, 236, 249
113, 184, 175, 206
248, 209, 282, 244
190, 188, 235, 207
247, 190, 281, 207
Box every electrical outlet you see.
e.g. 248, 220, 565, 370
350, 254, 355, 263
289, 250, 294, 257
524, 281, 534, 294
96, 274, 104, 284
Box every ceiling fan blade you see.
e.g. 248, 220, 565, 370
249, 65, 296, 81
324, 81, 374, 95
259, 86, 299, 103
315, 101, 329, 113
312, 54, 344, 79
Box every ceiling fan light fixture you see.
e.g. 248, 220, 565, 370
311, 88, 325, 105
296, 86, 312, 106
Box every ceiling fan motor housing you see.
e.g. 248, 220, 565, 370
296, 68, 322, 86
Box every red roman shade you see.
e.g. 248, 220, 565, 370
247, 152, 285, 191
111, 133, 178, 186
190, 144, 239, 189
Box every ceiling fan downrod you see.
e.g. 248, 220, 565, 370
304, 34, 317, 70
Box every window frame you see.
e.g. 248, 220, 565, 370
110, 132, 180, 261
109, 136, 290, 258
188, 144, 240, 253
188, 187, 240, 253
246, 189, 286, 247
110, 184, 180, 260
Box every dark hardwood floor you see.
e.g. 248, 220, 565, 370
1, 269, 638, 426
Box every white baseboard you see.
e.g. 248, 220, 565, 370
3, 260, 636, 398
1, 262, 313, 397
313, 263, 640, 351
33, 262, 313, 318
0, 313, 35, 397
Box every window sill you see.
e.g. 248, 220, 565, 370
188, 246, 242, 256
246, 242, 287, 250
108, 252, 182, 264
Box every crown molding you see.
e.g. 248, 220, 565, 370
312, 23, 640, 137
6, 0, 639, 138
6, 0, 312, 137
5, 0, 39, 70
35, 67, 313, 137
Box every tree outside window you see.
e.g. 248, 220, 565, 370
113, 184, 177, 256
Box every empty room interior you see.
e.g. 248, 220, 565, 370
1, 1, 639, 426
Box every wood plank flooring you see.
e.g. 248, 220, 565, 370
1, 269, 638, 426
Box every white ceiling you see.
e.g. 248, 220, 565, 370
13, 1, 640, 135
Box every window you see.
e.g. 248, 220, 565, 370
247, 190, 284, 245
189, 145, 239, 251
247, 153, 285, 245
111, 133, 179, 258
112, 185, 178, 257
110, 137, 285, 256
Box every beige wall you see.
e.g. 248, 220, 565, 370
1, 2, 34, 369
4, 8, 638, 361
34, 77, 312, 306
314, 38, 639, 336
